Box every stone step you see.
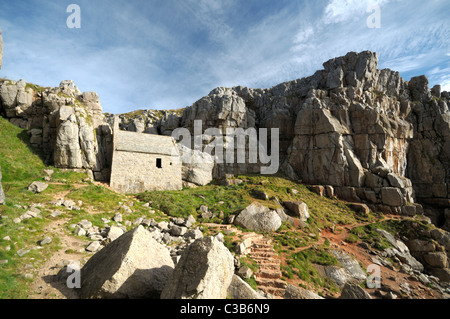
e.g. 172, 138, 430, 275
257, 269, 283, 279
253, 240, 272, 246
257, 263, 281, 271
250, 259, 278, 266
249, 255, 281, 263
256, 278, 287, 289
258, 286, 286, 297
249, 250, 278, 258
241, 233, 264, 241
250, 247, 274, 253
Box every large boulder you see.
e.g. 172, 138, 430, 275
339, 282, 372, 299
427, 268, 450, 283
78, 225, 174, 299
227, 275, 266, 299
234, 202, 282, 232
161, 237, 234, 299
381, 187, 405, 207
283, 284, 324, 299
282, 201, 310, 221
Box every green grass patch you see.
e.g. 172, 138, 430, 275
65, 184, 126, 212
351, 218, 434, 250
287, 247, 340, 292
344, 233, 360, 244
137, 184, 250, 219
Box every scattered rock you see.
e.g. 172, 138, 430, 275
74, 226, 87, 237
27, 181, 49, 194
184, 228, 204, 241
170, 225, 187, 237
43, 169, 54, 181
50, 210, 63, 218
38, 236, 52, 246
282, 201, 310, 221
78, 219, 93, 230
348, 203, 370, 215
85, 241, 102, 253
310, 185, 325, 196
17, 248, 31, 257
252, 189, 269, 200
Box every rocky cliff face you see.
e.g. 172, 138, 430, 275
0, 79, 111, 181
114, 50, 449, 225
1, 49, 449, 226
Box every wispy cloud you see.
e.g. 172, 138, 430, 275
0, 0, 448, 113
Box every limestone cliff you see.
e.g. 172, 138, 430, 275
1, 49, 449, 227
114, 50, 449, 225
0, 79, 111, 181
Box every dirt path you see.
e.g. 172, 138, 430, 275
28, 216, 87, 299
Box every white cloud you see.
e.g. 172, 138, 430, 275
2, 0, 449, 114
440, 75, 450, 92
323, 0, 392, 24
294, 26, 315, 44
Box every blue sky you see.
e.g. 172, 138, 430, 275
0, 0, 449, 114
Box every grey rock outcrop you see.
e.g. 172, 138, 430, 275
0, 78, 110, 181
376, 229, 424, 272
339, 282, 372, 299
79, 225, 174, 299
330, 250, 367, 282
314, 250, 367, 288
283, 284, 324, 299
161, 236, 234, 299
159, 50, 447, 220
234, 202, 282, 232
1, 49, 448, 220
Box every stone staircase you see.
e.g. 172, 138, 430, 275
247, 236, 287, 297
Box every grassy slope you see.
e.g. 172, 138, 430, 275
0, 116, 171, 298
0, 116, 49, 298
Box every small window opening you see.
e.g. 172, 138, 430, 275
156, 158, 162, 169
